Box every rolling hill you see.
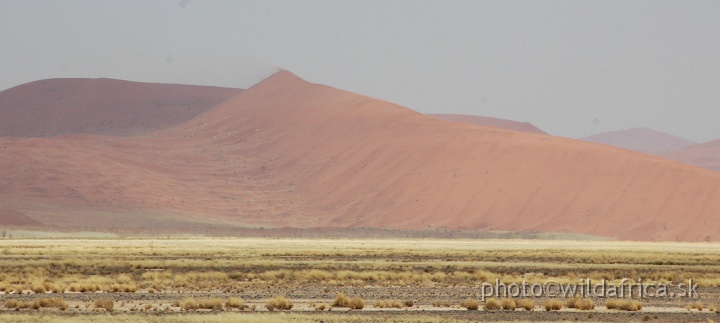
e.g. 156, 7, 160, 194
1, 71, 720, 241
663, 139, 720, 172
0, 78, 242, 137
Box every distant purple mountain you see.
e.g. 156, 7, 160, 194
663, 139, 720, 172
429, 114, 547, 135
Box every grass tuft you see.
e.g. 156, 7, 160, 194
543, 299, 563, 311
515, 298, 535, 311
606, 298, 642, 311
687, 301, 703, 311
331, 293, 364, 309
225, 297, 244, 309
94, 298, 114, 312
461, 298, 479, 310
373, 299, 409, 308
266, 296, 293, 311
500, 298, 516, 311
181, 298, 198, 311
197, 298, 224, 310
566, 297, 595, 310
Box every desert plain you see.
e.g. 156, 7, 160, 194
1, 237, 720, 323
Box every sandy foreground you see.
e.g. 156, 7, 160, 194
1, 238, 720, 322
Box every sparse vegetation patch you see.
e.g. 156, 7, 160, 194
0, 238, 718, 320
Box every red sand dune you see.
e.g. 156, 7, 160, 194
429, 114, 547, 135
0, 78, 242, 137
2, 71, 720, 241
662, 139, 720, 172
581, 128, 696, 154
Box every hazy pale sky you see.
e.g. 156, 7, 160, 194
1, 1, 719, 142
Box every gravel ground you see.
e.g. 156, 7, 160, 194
2, 285, 720, 322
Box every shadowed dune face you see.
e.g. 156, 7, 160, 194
663, 140, 720, 172
581, 128, 696, 154
2, 71, 720, 241
0, 208, 40, 226
429, 114, 547, 135
0, 78, 242, 137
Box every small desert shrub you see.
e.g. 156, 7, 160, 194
181, 298, 198, 311
332, 293, 364, 309
349, 298, 364, 309
482, 298, 500, 311
606, 299, 642, 311
581, 298, 596, 310
69, 283, 100, 293
226, 297, 244, 309
605, 298, 618, 309
51, 284, 65, 293
332, 293, 351, 307
109, 283, 137, 293
623, 300, 642, 311
4, 299, 18, 308
35, 298, 68, 310
31, 282, 47, 294
94, 298, 114, 312
708, 304, 719, 312
461, 298, 480, 310
316, 304, 326, 311
566, 297, 595, 310
403, 300, 414, 307
266, 296, 293, 311
544, 299, 563, 311
516, 298, 535, 311
691, 301, 704, 311
197, 298, 223, 310
5, 299, 31, 309
500, 298, 516, 311
373, 300, 406, 308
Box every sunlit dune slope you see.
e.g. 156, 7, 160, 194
2, 71, 720, 241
